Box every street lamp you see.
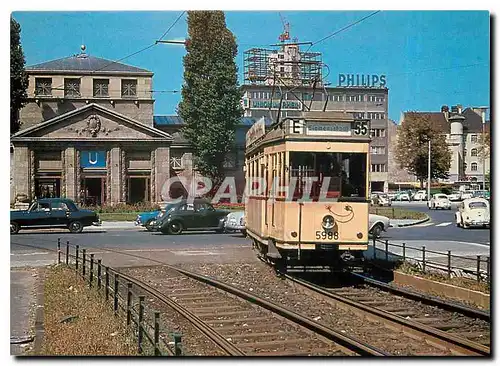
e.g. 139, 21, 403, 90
427, 139, 431, 201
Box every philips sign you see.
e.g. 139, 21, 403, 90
338, 74, 387, 88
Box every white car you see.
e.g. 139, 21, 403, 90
460, 190, 474, 200
369, 214, 390, 239
412, 190, 428, 201
223, 211, 246, 235
447, 191, 462, 201
396, 192, 411, 201
428, 194, 452, 210
455, 198, 490, 229
371, 193, 392, 207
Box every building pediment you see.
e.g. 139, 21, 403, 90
11, 103, 172, 142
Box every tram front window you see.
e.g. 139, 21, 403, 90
288, 152, 367, 201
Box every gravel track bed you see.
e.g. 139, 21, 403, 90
119, 266, 345, 356
329, 285, 490, 346
173, 261, 454, 356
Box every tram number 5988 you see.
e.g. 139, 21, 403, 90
316, 231, 339, 240
353, 121, 368, 136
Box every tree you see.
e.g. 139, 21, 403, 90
178, 11, 243, 188
395, 113, 452, 188
11, 16, 28, 134
477, 129, 490, 159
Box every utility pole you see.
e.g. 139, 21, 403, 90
427, 139, 431, 201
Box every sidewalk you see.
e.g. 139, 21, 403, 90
389, 216, 430, 227
86, 221, 139, 231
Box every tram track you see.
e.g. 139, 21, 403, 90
281, 271, 490, 356
11, 241, 386, 356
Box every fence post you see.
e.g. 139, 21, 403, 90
154, 312, 160, 356
486, 257, 490, 286
75, 245, 79, 271
385, 240, 389, 261
114, 274, 119, 314
138, 296, 145, 354
82, 249, 86, 277
65, 241, 69, 265
372, 236, 376, 260
422, 246, 426, 272
126, 283, 133, 326
105, 267, 110, 301
402, 242, 406, 261
447, 250, 451, 279
89, 254, 94, 288
172, 333, 182, 356
476, 255, 481, 283
97, 260, 102, 290
57, 238, 61, 264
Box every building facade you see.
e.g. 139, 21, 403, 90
11, 47, 172, 205
393, 105, 490, 189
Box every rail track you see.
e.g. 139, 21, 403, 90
11, 241, 387, 356
281, 270, 490, 356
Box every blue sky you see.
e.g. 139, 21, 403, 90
11, 10, 490, 122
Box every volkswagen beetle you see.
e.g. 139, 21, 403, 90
455, 198, 490, 229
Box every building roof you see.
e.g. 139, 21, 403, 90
153, 115, 274, 126
403, 108, 490, 134
26, 52, 152, 74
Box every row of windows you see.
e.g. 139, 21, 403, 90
247, 91, 386, 103
465, 163, 480, 171
466, 148, 481, 157
370, 146, 386, 155
351, 112, 386, 120
35, 77, 138, 98
371, 164, 387, 172
370, 128, 386, 138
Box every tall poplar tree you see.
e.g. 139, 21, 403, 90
178, 11, 243, 186
11, 16, 28, 134
395, 113, 452, 188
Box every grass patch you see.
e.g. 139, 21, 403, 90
395, 261, 490, 294
40, 265, 137, 356
369, 207, 427, 220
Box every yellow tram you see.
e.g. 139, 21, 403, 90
244, 111, 371, 267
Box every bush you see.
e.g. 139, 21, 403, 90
369, 207, 426, 220
213, 202, 245, 210
80, 202, 161, 213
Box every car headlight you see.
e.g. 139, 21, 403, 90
322, 215, 335, 230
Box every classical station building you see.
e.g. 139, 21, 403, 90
11, 46, 172, 205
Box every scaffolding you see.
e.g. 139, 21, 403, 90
243, 45, 322, 87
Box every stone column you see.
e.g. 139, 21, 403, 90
13, 146, 31, 201
154, 147, 170, 202
64, 147, 77, 201
150, 150, 156, 203
110, 147, 122, 204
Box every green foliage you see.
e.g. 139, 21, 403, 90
178, 11, 243, 185
10, 17, 28, 135
80, 202, 161, 213
395, 113, 452, 187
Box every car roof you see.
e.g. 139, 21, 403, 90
36, 198, 74, 204
463, 197, 489, 204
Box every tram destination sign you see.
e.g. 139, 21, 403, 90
246, 117, 266, 147
290, 120, 369, 137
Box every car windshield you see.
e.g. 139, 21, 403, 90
469, 202, 487, 209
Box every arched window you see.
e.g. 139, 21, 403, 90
463, 163, 467, 171
471, 163, 478, 171
471, 148, 478, 157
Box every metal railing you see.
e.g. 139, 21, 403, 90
371, 237, 490, 286
57, 239, 183, 356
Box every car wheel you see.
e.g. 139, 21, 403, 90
145, 219, 156, 232
10, 222, 20, 235
448, 207, 452, 210
167, 221, 183, 235
68, 221, 83, 233
371, 224, 383, 239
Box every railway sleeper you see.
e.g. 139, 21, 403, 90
226, 331, 295, 340
248, 347, 345, 357
170, 291, 214, 297
197, 310, 258, 319
191, 305, 245, 312
207, 316, 271, 325
214, 322, 285, 333
234, 337, 313, 349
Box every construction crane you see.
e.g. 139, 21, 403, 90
278, 13, 290, 42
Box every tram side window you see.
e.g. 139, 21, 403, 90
288, 152, 367, 200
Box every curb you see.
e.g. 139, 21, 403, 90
396, 215, 431, 227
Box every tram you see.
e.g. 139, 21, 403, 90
244, 111, 371, 268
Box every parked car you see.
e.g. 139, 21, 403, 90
455, 198, 490, 229
460, 190, 474, 200
395, 191, 411, 201
447, 191, 462, 201
412, 190, 428, 201
135, 204, 176, 232
428, 194, 452, 210
151, 199, 230, 235
473, 190, 488, 199
369, 214, 391, 239
387, 192, 397, 200
371, 192, 392, 207
223, 211, 246, 236
10, 198, 101, 234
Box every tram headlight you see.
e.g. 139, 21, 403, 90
322, 215, 335, 230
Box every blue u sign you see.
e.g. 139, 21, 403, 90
80, 151, 106, 168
